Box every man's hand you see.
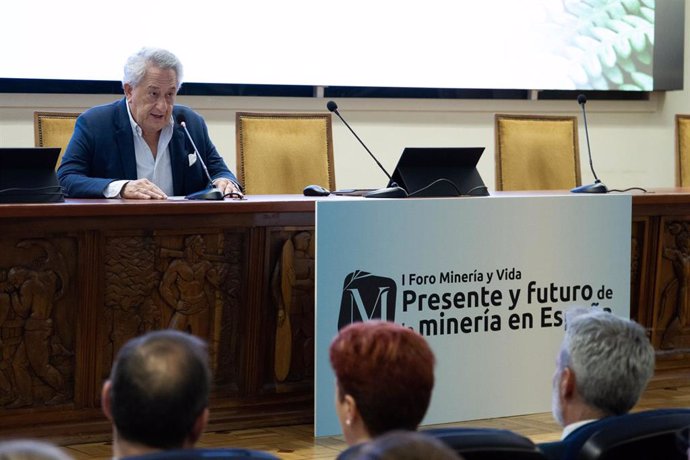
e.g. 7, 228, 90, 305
121, 179, 167, 199
213, 179, 243, 198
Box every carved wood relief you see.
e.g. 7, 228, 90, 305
653, 218, 690, 350
0, 201, 314, 441
103, 235, 160, 378
268, 229, 315, 388
0, 238, 76, 409
214, 231, 244, 389
102, 232, 244, 390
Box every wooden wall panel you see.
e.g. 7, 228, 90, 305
0, 198, 315, 443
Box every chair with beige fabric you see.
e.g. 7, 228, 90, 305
236, 112, 335, 194
494, 114, 581, 191
34, 111, 80, 170
675, 114, 690, 187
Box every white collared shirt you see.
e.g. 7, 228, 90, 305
561, 419, 597, 440
104, 102, 175, 197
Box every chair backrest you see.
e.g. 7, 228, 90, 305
33, 111, 80, 170
236, 112, 336, 195
424, 427, 548, 460
675, 114, 690, 186
538, 408, 690, 460
576, 409, 690, 460
494, 114, 581, 191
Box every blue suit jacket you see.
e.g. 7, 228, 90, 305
57, 98, 237, 198
538, 408, 690, 460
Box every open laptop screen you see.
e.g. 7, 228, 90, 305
389, 147, 489, 197
0, 147, 64, 203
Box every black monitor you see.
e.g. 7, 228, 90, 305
388, 147, 489, 197
0, 147, 64, 203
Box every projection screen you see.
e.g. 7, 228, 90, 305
0, 0, 682, 93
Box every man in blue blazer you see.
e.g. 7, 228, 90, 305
58, 48, 241, 199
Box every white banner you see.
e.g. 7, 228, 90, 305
314, 194, 632, 436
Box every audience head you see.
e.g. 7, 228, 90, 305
0, 440, 73, 460
102, 329, 211, 456
552, 308, 655, 426
350, 431, 462, 460
329, 320, 435, 445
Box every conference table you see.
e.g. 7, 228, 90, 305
0, 190, 686, 442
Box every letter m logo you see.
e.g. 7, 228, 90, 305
337, 270, 397, 329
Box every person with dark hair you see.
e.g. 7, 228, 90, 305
58, 47, 241, 199
540, 307, 655, 459
350, 431, 462, 460
329, 320, 435, 458
101, 329, 211, 458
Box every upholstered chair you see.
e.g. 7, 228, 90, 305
495, 114, 581, 191
236, 112, 335, 194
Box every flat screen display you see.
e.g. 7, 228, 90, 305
1, 0, 682, 92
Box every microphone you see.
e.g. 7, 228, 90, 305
327, 101, 407, 198
176, 114, 224, 200
571, 94, 608, 194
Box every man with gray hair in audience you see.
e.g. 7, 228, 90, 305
540, 307, 655, 460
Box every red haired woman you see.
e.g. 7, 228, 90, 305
329, 320, 436, 458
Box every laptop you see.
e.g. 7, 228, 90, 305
0, 147, 64, 203
388, 147, 489, 197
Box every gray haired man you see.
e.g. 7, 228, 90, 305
541, 307, 655, 459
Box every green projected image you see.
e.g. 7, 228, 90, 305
552, 0, 655, 90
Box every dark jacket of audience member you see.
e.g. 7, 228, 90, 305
101, 330, 211, 458
329, 320, 435, 453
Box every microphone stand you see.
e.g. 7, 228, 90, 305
327, 101, 407, 198
571, 95, 608, 194
179, 120, 224, 200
